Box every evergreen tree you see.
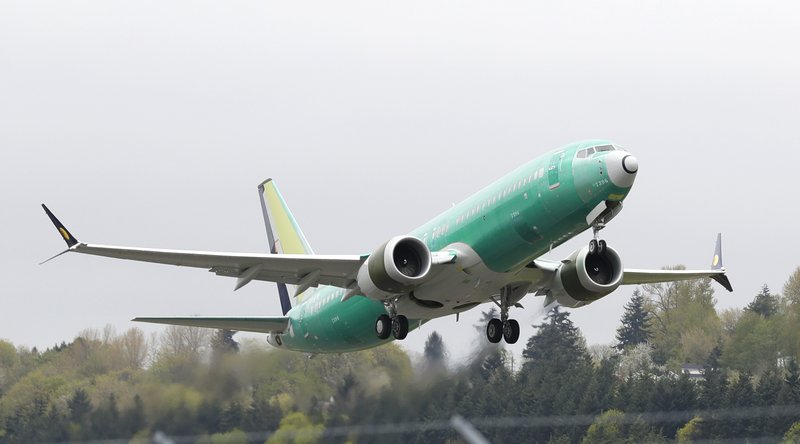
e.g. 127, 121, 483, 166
90, 393, 120, 439
517, 306, 593, 442
522, 306, 589, 364
120, 394, 146, 436
422, 331, 447, 374
211, 329, 239, 360
68, 388, 92, 424
725, 372, 756, 438
746, 284, 779, 317
616, 289, 652, 350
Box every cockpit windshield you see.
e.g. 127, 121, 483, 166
575, 144, 616, 159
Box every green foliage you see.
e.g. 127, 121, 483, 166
747, 284, 780, 317
784, 267, 800, 306
720, 310, 782, 374
3, 267, 800, 443
643, 269, 722, 367
581, 410, 665, 444
784, 421, 800, 444
210, 428, 248, 444
582, 409, 625, 443
266, 412, 324, 444
676, 416, 703, 443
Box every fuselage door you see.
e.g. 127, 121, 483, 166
548, 151, 564, 190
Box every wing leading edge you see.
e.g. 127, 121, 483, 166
41, 204, 366, 290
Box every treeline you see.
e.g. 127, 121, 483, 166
0, 266, 799, 443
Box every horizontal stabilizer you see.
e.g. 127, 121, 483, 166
133, 316, 290, 334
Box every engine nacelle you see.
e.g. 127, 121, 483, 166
552, 244, 624, 307
356, 236, 432, 300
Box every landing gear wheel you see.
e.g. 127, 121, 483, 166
589, 239, 598, 255
392, 315, 409, 340
598, 239, 607, 255
487, 318, 503, 343
375, 314, 391, 340
503, 319, 521, 344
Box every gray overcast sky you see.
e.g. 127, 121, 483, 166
1, 0, 799, 361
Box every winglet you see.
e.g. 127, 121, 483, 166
711, 233, 724, 270
710, 233, 733, 292
42, 204, 79, 248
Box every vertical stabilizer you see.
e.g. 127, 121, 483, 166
258, 179, 316, 306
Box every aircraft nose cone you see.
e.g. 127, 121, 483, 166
606, 151, 638, 188
622, 154, 638, 174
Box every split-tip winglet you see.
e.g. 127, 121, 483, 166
42, 203, 79, 248
710, 233, 733, 292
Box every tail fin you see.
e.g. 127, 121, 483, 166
258, 179, 315, 306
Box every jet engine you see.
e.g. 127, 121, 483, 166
356, 236, 432, 300
551, 244, 624, 307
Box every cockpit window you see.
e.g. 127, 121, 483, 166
576, 144, 615, 158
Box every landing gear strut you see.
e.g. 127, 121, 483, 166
375, 298, 409, 340
589, 222, 607, 255
486, 287, 521, 344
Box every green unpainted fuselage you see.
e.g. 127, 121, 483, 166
273, 140, 633, 353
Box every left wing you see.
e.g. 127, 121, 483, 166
41, 204, 365, 292
133, 316, 290, 333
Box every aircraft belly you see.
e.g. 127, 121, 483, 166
398, 242, 527, 320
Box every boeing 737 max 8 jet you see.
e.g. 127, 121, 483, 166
43, 140, 732, 353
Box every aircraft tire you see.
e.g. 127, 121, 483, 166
598, 240, 607, 255
376, 314, 392, 339
589, 239, 598, 255
487, 318, 503, 343
393, 315, 409, 340
503, 319, 520, 344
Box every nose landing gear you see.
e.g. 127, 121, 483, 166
589, 222, 607, 255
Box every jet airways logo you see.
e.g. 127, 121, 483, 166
58, 227, 70, 241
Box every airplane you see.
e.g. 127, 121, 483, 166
42, 140, 732, 353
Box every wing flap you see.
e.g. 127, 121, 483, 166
133, 316, 290, 333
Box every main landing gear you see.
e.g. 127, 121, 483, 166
375, 299, 409, 340
486, 287, 521, 344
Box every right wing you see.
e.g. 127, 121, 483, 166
41, 204, 366, 292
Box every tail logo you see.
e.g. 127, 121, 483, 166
59, 227, 71, 241
712, 254, 720, 267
